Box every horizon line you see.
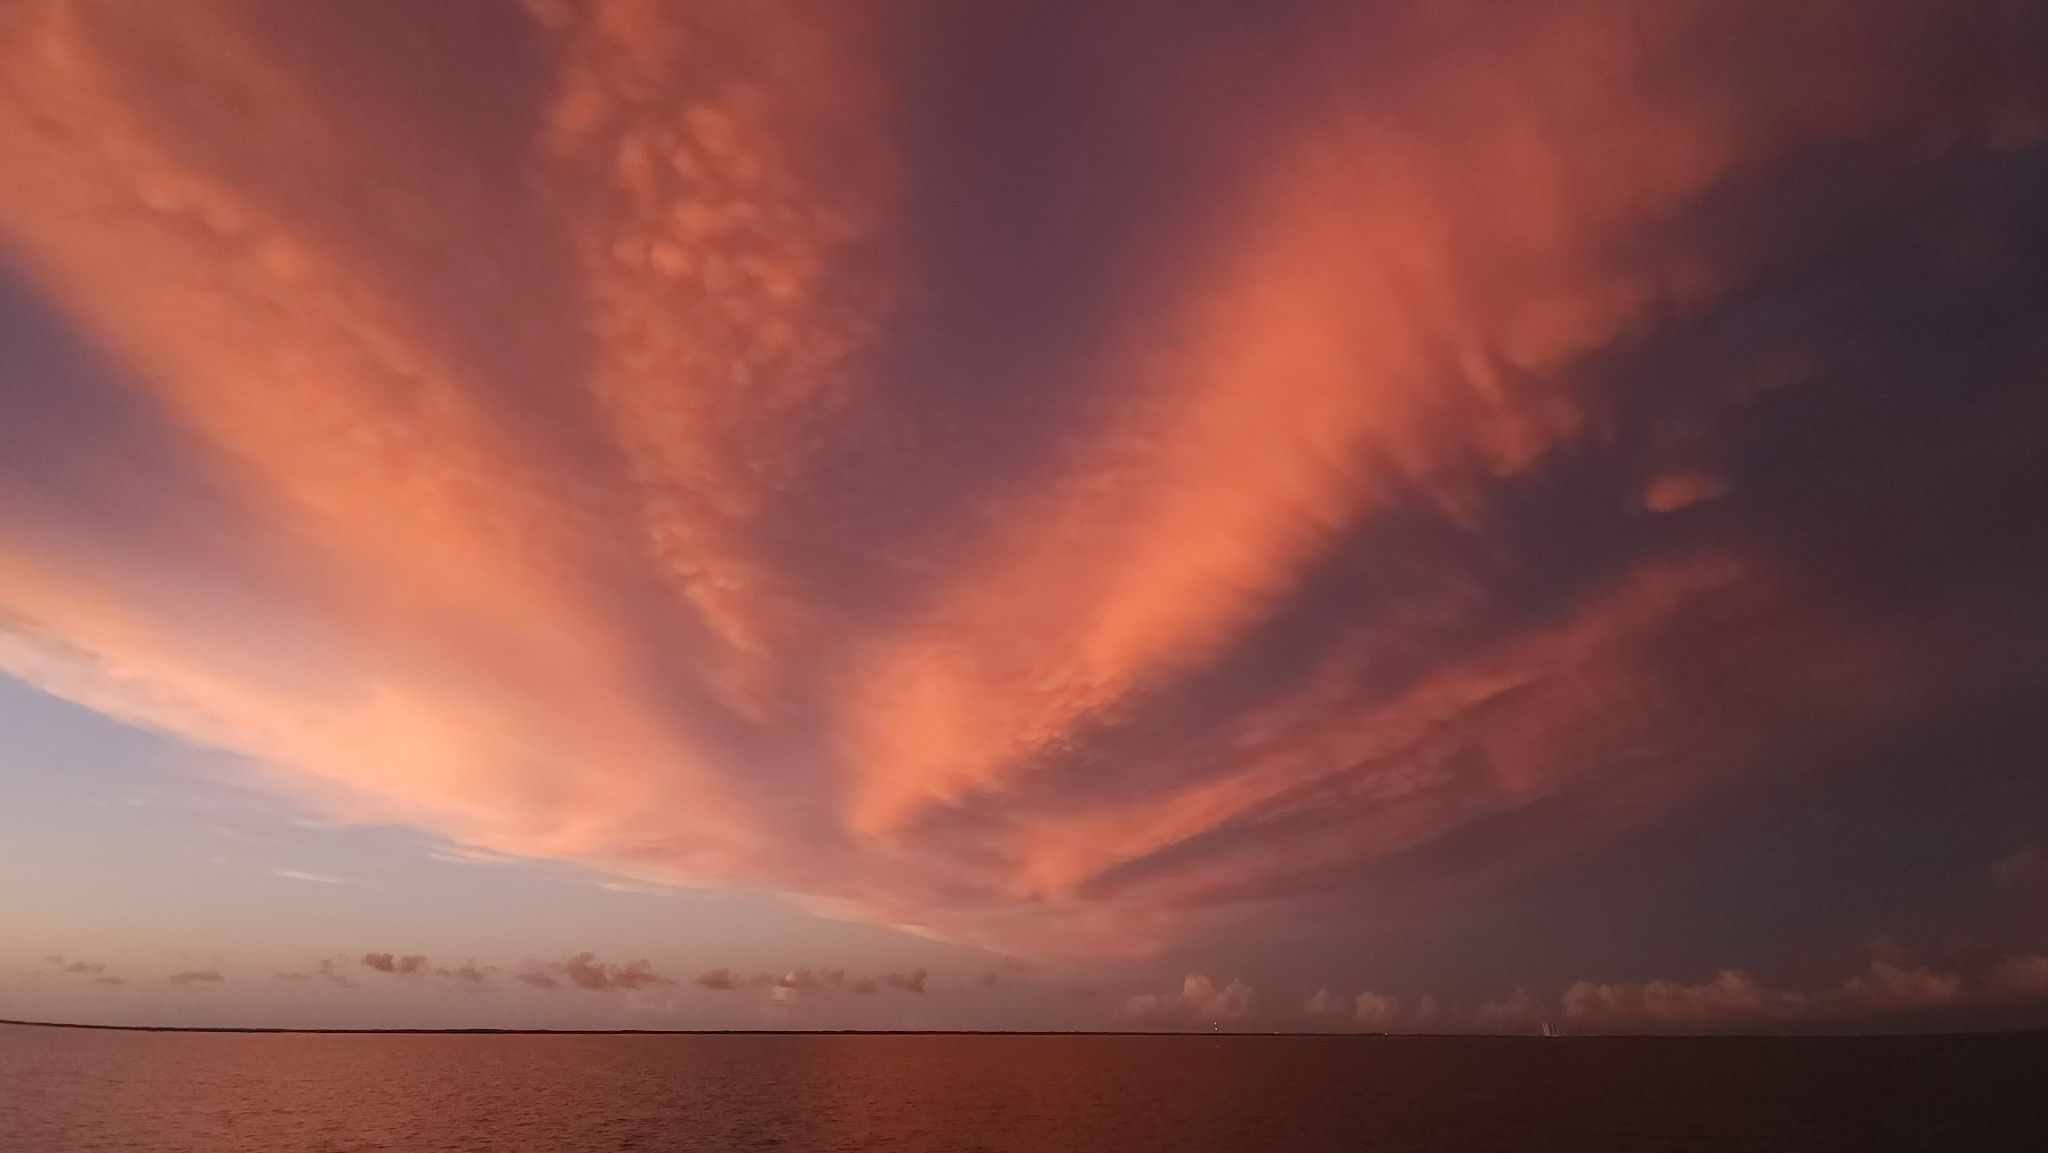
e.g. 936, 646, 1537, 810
5, 1018, 2044, 1041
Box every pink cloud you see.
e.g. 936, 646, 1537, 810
0, 0, 2038, 965
1562, 969, 1789, 1024
1352, 990, 1437, 1032
350, 952, 494, 985
1834, 958, 1965, 1012
1121, 975, 1253, 1027
879, 969, 928, 994
276, 957, 359, 989
700, 967, 927, 998
1491, 943, 2047, 1033
515, 953, 671, 993
1639, 471, 1731, 514
167, 969, 224, 986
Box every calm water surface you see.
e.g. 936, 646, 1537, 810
3, 1023, 2043, 1152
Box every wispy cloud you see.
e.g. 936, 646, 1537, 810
167, 969, 224, 986
275, 869, 357, 886
692, 965, 929, 999
591, 878, 678, 897
426, 845, 521, 867
0, 0, 2043, 968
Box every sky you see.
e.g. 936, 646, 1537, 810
2, 0, 2047, 1034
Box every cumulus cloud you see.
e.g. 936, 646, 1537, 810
1563, 969, 1789, 1025
879, 969, 928, 994
440, 961, 494, 985
515, 953, 672, 993
0, 0, 2044, 966
46, 953, 132, 988
350, 952, 495, 985
1121, 975, 1254, 1026
1304, 988, 1345, 1017
167, 969, 224, 985
274, 957, 359, 989
1492, 943, 2048, 1033
1354, 990, 1440, 1031
1833, 957, 1965, 1012
694, 966, 928, 998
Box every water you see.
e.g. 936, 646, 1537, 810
3, 1023, 2043, 1151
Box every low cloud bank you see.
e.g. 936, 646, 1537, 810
516, 952, 672, 993
693, 966, 929, 998
356, 952, 497, 985
1121, 975, 1253, 1025
275, 957, 359, 989
1455, 948, 2048, 1033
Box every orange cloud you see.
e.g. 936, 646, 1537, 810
1640, 471, 1731, 514
0, 0, 2042, 963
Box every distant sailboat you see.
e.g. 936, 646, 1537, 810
1541, 1021, 1559, 1038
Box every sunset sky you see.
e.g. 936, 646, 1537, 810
3, 0, 2047, 1033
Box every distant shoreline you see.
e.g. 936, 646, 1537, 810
5, 1018, 2043, 1040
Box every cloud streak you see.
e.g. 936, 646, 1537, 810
275, 869, 355, 885
692, 966, 929, 998
0, 0, 2045, 968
